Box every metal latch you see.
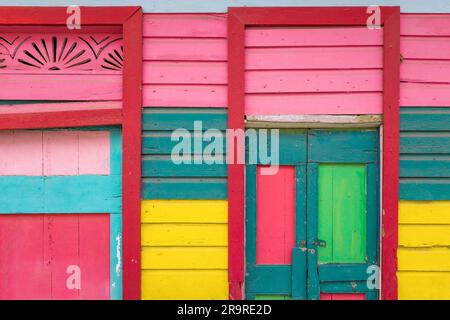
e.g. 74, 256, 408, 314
312, 239, 327, 248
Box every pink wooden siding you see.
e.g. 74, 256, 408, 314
0, 130, 110, 176
320, 293, 366, 300
245, 27, 383, 115
143, 14, 227, 107
256, 166, 296, 265
400, 14, 450, 106
0, 214, 110, 300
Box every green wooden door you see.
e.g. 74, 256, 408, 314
245, 129, 380, 300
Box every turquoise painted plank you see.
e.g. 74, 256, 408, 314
318, 264, 370, 282
141, 177, 227, 199
291, 248, 307, 300
308, 130, 379, 163
142, 109, 227, 131
110, 213, 122, 300
400, 179, 450, 200
142, 133, 226, 155
245, 266, 292, 295
109, 127, 123, 176
142, 156, 227, 177
401, 109, 450, 132
0, 175, 122, 213
400, 134, 450, 154
400, 159, 450, 177
320, 281, 371, 293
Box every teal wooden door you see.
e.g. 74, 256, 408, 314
245, 129, 380, 300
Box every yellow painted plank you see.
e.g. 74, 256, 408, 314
141, 199, 228, 223
141, 246, 228, 269
398, 247, 450, 271
398, 271, 450, 300
399, 224, 450, 247
399, 201, 450, 224
141, 223, 228, 246
141, 270, 228, 300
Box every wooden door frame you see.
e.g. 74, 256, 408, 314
228, 6, 400, 300
0, 6, 142, 300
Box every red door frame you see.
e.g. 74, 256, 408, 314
227, 7, 400, 300
0, 6, 142, 300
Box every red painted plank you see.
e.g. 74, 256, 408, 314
401, 60, 450, 84
320, 293, 366, 300
246, 47, 383, 70
0, 101, 121, 115
401, 37, 450, 60
256, 166, 296, 265
143, 38, 227, 61
143, 14, 227, 38
246, 69, 382, 93
246, 27, 383, 47
400, 82, 450, 106
401, 14, 450, 36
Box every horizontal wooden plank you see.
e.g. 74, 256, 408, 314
400, 158, 450, 177
401, 14, 450, 36
0, 101, 121, 115
143, 14, 226, 38
246, 266, 291, 294
318, 264, 370, 282
400, 179, 450, 200
246, 47, 382, 70
142, 133, 226, 154
402, 37, 450, 60
141, 223, 227, 246
401, 82, 450, 106
246, 26, 383, 47
398, 271, 450, 300
143, 38, 226, 61
398, 248, 450, 271
143, 61, 226, 85
142, 178, 227, 199
143, 84, 227, 107
142, 109, 227, 130
401, 60, 450, 84
400, 133, 450, 154
319, 281, 370, 293
0, 74, 121, 100
399, 201, 450, 225
141, 270, 228, 300
141, 199, 228, 223
245, 93, 382, 115
246, 69, 382, 93
246, 115, 383, 128
401, 109, 450, 131
399, 224, 450, 247
142, 156, 227, 177
141, 247, 227, 270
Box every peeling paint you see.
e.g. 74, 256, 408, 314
115, 233, 121, 276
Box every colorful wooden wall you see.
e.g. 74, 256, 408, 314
140, 14, 229, 299
397, 14, 450, 300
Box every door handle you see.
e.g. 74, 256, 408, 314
312, 239, 327, 248
299, 240, 307, 251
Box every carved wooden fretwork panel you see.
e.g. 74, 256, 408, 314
0, 34, 123, 73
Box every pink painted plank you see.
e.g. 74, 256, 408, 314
400, 82, 450, 106
78, 131, 110, 175
143, 61, 227, 84
0, 215, 52, 300
245, 93, 383, 115
256, 166, 296, 265
246, 27, 383, 47
143, 14, 227, 38
0, 130, 43, 176
401, 60, 450, 83
246, 47, 383, 70
401, 14, 450, 36
143, 84, 227, 107
0, 74, 122, 100
320, 293, 366, 300
246, 69, 382, 93
143, 38, 227, 61
79, 214, 110, 300
401, 37, 450, 60
43, 131, 79, 176
0, 101, 122, 115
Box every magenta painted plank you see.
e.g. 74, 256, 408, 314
245, 93, 382, 115
401, 37, 450, 60
143, 14, 227, 38
0, 74, 122, 100
256, 166, 296, 265
320, 293, 366, 300
400, 82, 450, 106
78, 131, 110, 175
0, 130, 43, 176
143, 84, 227, 107
0, 215, 51, 300
401, 14, 450, 36
401, 60, 450, 83
79, 214, 110, 300
246, 47, 382, 70
246, 69, 382, 93
246, 27, 383, 47
143, 61, 227, 84
143, 38, 227, 61
0, 101, 121, 115
43, 131, 79, 176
